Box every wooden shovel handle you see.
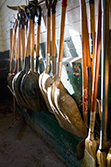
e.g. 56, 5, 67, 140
58, 0, 67, 63
89, 0, 101, 140
52, 14, 56, 74
46, 0, 51, 54
31, 21, 35, 58
10, 28, 13, 72
91, 0, 101, 113
26, 19, 32, 57
52, 0, 57, 75
12, 22, 17, 60
52, 13, 56, 58
18, 26, 21, 59
21, 28, 25, 61
25, 5, 36, 58
89, 0, 95, 61
47, 14, 50, 54
84, 7, 91, 67
16, 30, 19, 72
81, 0, 91, 126
31, 21, 35, 71
11, 21, 18, 73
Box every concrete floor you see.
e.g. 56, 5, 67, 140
0, 105, 67, 167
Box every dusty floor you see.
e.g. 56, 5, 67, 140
0, 105, 67, 167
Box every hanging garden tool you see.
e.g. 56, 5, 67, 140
97, 0, 109, 166
39, 0, 54, 113
82, 0, 102, 166
12, 6, 33, 109
39, 0, 66, 114
7, 18, 18, 88
11, 11, 27, 88
47, 0, 87, 138
44, 0, 66, 114
20, 5, 43, 112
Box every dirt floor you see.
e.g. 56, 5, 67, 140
0, 104, 67, 167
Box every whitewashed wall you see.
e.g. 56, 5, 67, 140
0, 0, 111, 53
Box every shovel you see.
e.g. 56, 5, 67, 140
39, 0, 54, 113
47, 0, 87, 138
40, 0, 66, 113
12, 7, 33, 108
20, 5, 42, 112
7, 19, 18, 88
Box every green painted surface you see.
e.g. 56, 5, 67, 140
18, 107, 82, 167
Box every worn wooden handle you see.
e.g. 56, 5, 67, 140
16, 31, 19, 72
89, 0, 101, 140
52, 13, 56, 58
18, 27, 21, 59
58, 6, 66, 62
31, 21, 35, 71
11, 22, 17, 73
89, 0, 95, 74
81, 0, 91, 126
10, 28, 13, 72
91, 0, 101, 113
31, 22, 35, 58
26, 19, 32, 57
52, 13, 56, 75
21, 29, 25, 61
47, 15, 50, 54
12, 25, 17, 59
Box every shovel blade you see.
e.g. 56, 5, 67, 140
82, 149, 96, 167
